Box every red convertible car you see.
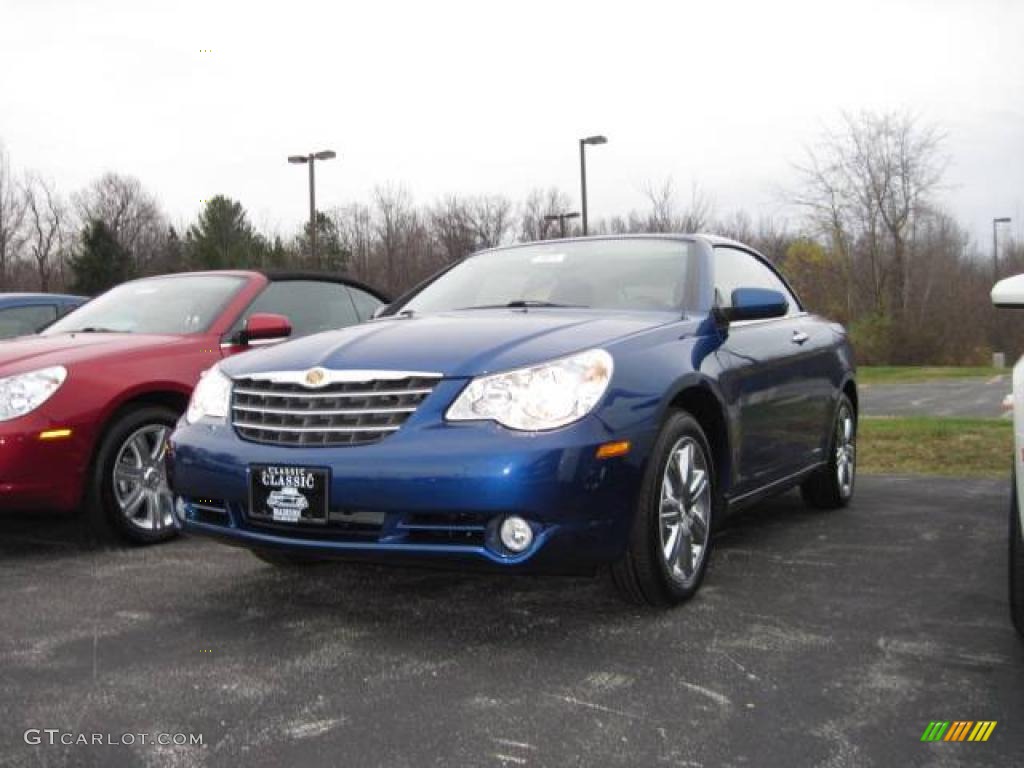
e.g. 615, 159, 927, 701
0, 270, 385, 543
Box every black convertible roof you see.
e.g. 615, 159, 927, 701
259, 270, 389, 302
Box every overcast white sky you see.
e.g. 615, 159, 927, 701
2, 0, 1022, 248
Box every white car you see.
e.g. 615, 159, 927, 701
991, 274, 1024, 636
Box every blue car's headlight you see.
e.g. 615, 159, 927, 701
446, 349, 613, 431
186, 365, 232, 425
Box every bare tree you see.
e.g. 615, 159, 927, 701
640, 179, 714, 233
428, 195, 475, 265
23, 174, 66, 291
519, 187, 574, 242
793, 111, 945, 319
372, 185, 433, 292
74, 172, 166, 274
466, 194, 513, 248
329, 203, 375, 282
0, 143, 26, 290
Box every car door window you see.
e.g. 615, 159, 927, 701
713, 247, 799, 315
231, 281, 360, 339
0, 304, 58, 338
348, 286, 384, 321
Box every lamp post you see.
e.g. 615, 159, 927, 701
544, 211, 581, 238
288, 150, 336, 266
579, 135, 607, 236
994, 217, 1012, 282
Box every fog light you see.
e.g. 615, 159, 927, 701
500, 515, 534, 553
174, 496, 186, 524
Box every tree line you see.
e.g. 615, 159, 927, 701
0, 109, 1020, 364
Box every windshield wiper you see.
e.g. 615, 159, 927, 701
457, 300, 588, 310
68, 327, 127, 333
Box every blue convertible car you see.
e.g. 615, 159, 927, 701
168, 235, 857, 606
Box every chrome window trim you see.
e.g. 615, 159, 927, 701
729, 311, 809, 328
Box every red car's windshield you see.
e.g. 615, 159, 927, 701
45, 275, 246, 336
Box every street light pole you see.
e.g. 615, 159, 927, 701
308, 156, 317, 265
544, 211, 580, 238
994, 216, 1012, 282
288, 150, 337, 267
578, 135, 607, 236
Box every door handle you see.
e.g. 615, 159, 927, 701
791, 331, 810, 345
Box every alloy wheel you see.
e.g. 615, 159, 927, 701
835, 404, 856, 499
658, 437, 712, 587
112, 424, 175, 532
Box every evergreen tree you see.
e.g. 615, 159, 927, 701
296, 212, 348, 272
186, 195, 261, 269
68, 218, 132, 295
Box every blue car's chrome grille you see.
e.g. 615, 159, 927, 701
230, 374, 440, 447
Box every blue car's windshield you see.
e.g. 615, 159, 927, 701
402, 239, 696, 314
44, 275, 246, 335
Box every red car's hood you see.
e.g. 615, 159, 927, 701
0, 332, 194, 374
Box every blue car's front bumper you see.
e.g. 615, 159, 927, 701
168, 383, 655, 572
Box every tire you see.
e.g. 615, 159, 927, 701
86, 404, 181, 546
1010, 473, 1024, 637
611, 410, 717, 607
251, 549, 324, 567
801, 393, 856, 510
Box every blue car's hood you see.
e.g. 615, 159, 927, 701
222, 309, 691, 378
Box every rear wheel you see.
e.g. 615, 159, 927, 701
87, 405, 180, 545
801, 394, 856, 510
1010, 473, 1024, 637
611, 411, 716, 607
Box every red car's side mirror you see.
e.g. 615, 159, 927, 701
239, 313, 292, 345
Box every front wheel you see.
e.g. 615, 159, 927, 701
801, 394, 856, 510
611, 411, 716, 607
1010, 474, 1024, 637
87, 405, 180, 545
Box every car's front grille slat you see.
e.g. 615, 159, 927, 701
233, 387, 435, 399
234, 421, 401, 434
232, 404, 417, 416
231, 372, 440, 447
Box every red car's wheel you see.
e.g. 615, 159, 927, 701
88, 404, 180, 545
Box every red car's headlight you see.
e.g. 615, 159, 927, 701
0, 366, 67, 422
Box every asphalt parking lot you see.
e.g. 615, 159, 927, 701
861, 375, 1010, 418
1, 476, 1022, 768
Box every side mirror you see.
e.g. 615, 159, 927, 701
992, 274, 1024, 308
717, 288, 789, 324
238, 313, 292, 345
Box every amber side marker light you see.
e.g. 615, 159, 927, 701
596, 440, 630, 459
39, 428, 73, 440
